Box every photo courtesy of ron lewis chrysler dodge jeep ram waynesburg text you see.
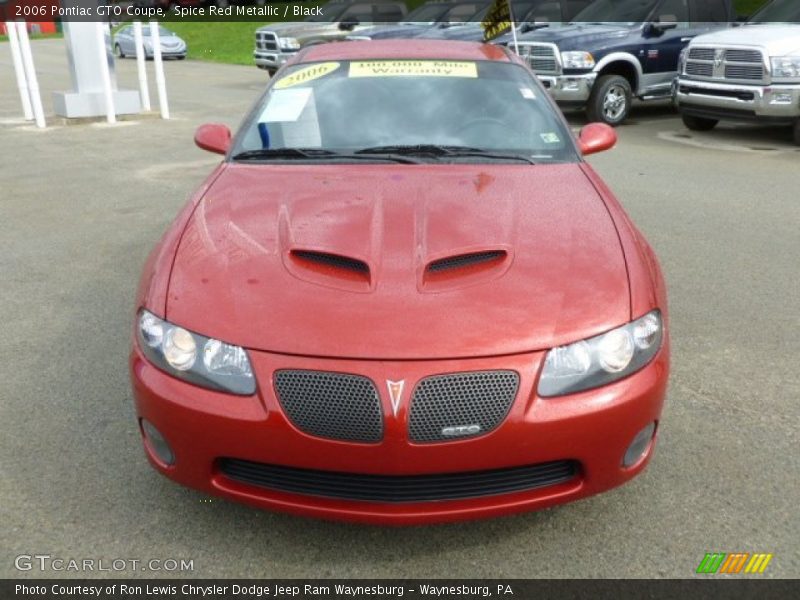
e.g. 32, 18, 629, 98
675, 0, 800, 144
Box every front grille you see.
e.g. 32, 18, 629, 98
517, 43, 559, 74
219, 458, 579, 502
725, 65, 764, 80
684, 46, 766, 84
427, 250, 506, 274
257, 32, 278, 51
408, 371, 519, 443
725, 49, 762, 63
685, 62, 713, 77
274, 371, 383, 443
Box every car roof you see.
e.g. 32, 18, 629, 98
297, 40, 512, 63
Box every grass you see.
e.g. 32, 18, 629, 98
166, 22, 263, 66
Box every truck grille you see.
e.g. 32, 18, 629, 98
684, 46, 766, 84
274, 370, 383, 443
515, 43, 560, 74
219, 458, 580, 502
408, 371, 519, 443
256, 32, 278, 51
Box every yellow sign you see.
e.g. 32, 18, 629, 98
349, 61, 478, 79
273, 62, 340, 89
482, 0, 512, 42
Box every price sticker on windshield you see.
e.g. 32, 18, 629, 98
349, 61, 478, 78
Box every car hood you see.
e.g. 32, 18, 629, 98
694, 24, 800, 55
166, 163, 629, 359
255, 22, 340, 37
355, 23, 434, 39
502, 23, 635, 51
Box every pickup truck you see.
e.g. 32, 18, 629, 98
502, 0, 734, 125
253, 0, 407, 74
674, 0, 800, 144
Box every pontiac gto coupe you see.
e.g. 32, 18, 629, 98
130, 41, 669, 524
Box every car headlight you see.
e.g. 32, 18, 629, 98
771, 56, 800, 81
561, 51, 595, 70
279, 37, 300, 50
538, 310, 663, 397
136, 310, 256, 395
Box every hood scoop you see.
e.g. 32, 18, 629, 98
427, 250, 507, 273
422, 249, 511, 292
286, 249, 372, 292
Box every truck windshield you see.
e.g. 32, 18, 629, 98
748, 0, 800, 23
233, 60, 577, 163
571, 0, 658, 24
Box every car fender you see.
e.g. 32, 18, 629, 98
134, 163, 228, 320
593, 52, 642, 93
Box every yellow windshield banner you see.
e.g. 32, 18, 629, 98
482, 0, 512, 42
273, 62, 340, 89
349, 61, 478, 79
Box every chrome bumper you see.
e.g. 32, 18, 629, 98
675, 77, 800, 120
537, 73, 596, 104
254, 51, 294, 71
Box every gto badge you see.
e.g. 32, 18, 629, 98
386, 380, 405, 417
442, 424, 482, 437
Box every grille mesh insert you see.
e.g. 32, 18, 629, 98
408, 371, 519, 443
274, 370, 383, 443
219, 458, 579, 502
427, 251, 506, 273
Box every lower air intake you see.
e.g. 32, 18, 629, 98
219, 458, 579, 502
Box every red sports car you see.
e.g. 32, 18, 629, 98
130, 41, 669, 524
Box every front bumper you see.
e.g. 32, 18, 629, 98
538, 73, 596, 105
254, 50, 295, 71
130, 341, 668, 525
675, 77, 800, 123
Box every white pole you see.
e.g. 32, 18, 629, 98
149, 21, 169, 119
95, 23, 116, 124
133, 22, 151, 111
5, 21, 33, 120
507, 0, 519, 55
15, 22, 45, 128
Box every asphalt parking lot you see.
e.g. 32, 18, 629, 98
1, 39, 798, 579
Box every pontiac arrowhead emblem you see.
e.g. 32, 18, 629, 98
386, 380, 405, 417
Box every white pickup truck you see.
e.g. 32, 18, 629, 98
674, 0, 800, 144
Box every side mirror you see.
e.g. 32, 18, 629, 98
339, 17, 360, 31
194, 123, 231, 155
578, 123, 617, 156
648, 15, 678, 34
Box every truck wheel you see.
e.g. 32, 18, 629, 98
587, 75, 632, 126
793, 120, 800, 146
682, 114, 718, 131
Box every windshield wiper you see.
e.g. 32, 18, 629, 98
356, 145, 536, 164
231, 148, 423, 164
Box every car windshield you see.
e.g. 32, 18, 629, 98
571, 0, 657, 24
232, 59, 577, 163
748, 0, 800, 23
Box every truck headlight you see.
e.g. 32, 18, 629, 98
279, 37, 300, 50
136, 310, 256, 395
771, 56, 800, 81
561, 51, 595, 70
678, 48, 688, 73
538, 311, 663, 397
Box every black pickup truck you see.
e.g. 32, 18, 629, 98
502, 0, 735, 125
